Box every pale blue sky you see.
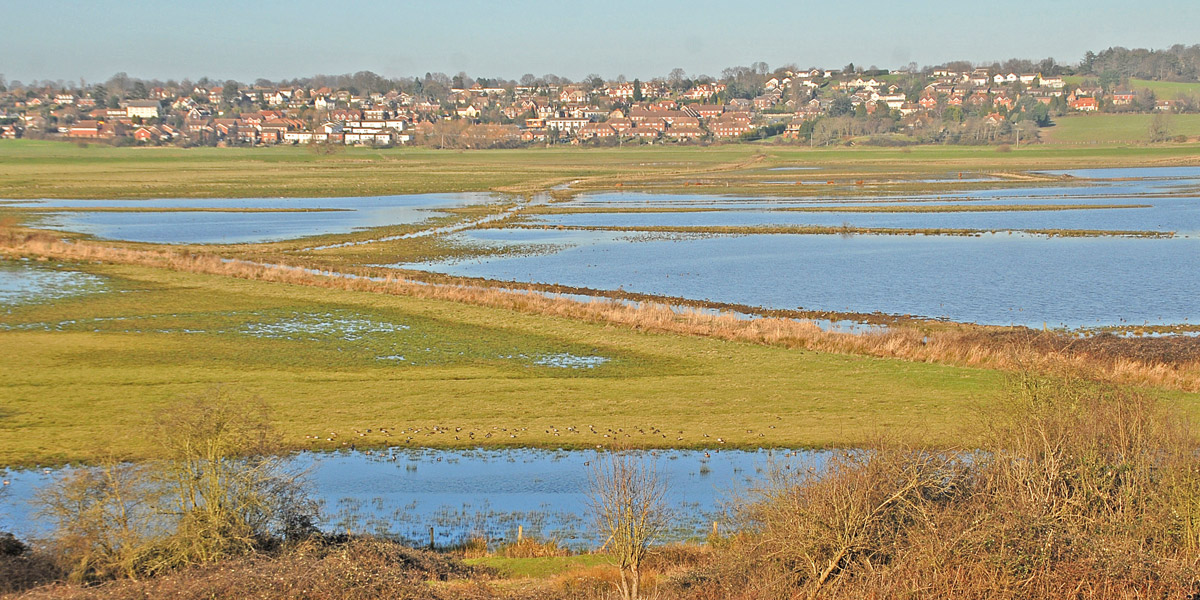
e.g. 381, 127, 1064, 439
3, 0, 1197, 84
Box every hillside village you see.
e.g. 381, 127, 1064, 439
0, 62, 1193, 148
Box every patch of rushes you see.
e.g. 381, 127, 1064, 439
489, 223, 1175, 239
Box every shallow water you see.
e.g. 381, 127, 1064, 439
8, 193, 499, 244
0, 449, 825, 546
0, 260, 108, 308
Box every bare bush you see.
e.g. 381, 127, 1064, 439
588, 451, 670, 600
32, 387, 318, 582
708, 373, 1200, 599
35, 461, 159, 582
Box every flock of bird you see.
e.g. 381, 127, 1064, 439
298, 416, 788, 450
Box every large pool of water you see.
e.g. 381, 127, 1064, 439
0, 449, 825, 546
403, 229, 1199, 329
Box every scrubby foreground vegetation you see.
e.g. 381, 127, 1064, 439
4, 370, 1200, 599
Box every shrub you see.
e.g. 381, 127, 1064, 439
34, 388, 318, 583
702, 373, 1200, 599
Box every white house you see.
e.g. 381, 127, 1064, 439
124, 100, 161, 119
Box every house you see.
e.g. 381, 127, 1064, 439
329, 109, 361, 122
606, 118, 633, 133
133, 126, 162, 142
1069, 97, 1099, 112
1040, 76, 1065, 89
637, 118, 667, 132
544, 117, 591, 134
664, 125, 704, 140
683, 83, 725, 100
1112, 90, 1136, 105
258, 121, 293, 143
124, 100, 161, 120
520, 128, 547, 142
577, 123, 616, 140
212, 119, 239, 139
559, 88, 589, 103
344, 130, 394, 145
708, 119, 752, 137
283, 131, 315, 144
606, 82, 637, 100
752, 94, 779, 110
67, 120, 103, 138
631, 126, 661, 139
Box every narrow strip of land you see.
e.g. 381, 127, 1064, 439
487, 223, 1175, 239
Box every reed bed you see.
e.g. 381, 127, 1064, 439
3, 228, 1199, 392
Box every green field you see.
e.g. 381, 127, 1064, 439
1043, 113, 1200, 144
0, 260, 1005, 466
1062, 75, 1200, 99
2, 140, 1200, 201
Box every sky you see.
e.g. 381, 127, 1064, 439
3, 0, 1198, 85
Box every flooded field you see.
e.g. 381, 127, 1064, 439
9, 166, 1200, 330
400, 167, 1200, 329
0, 259, 108, 308
5, 193, 499, 244
0, 449, 826, 546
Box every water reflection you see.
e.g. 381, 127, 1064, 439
0, 449, 828, 547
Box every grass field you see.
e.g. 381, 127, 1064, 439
1062, 75, 1200, 99
1043, 113, 1200, 144
2, 139, 1200, 201
0, 259, 1009, 467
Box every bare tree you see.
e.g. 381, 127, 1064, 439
1149, 112, 1173, 142
588, 451, 670, 600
